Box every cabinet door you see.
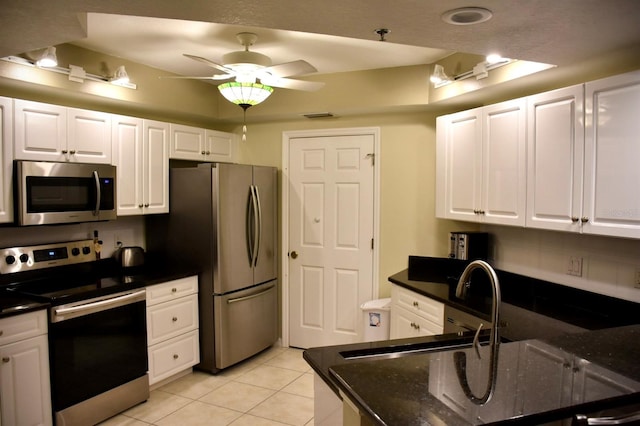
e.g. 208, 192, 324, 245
583, 70, 640, 238
143, 120, 169, 214
205, 129, 236, 163
526, 85, 584, 232
0, 97, 13, 224
113, 115, 144, 216
439, 108, 483, 222
0, 335, 52, 426
67, 108, 112, 164
482, 98, 527, 226
14, 99, 67, 161
169, 123, 205, 161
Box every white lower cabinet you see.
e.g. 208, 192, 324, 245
0, 310, 52, 426
146, 276, 200, 386
390, 284, 444, 339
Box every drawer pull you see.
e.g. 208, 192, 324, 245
171, 288, 177, 293
173, 354, 179, 360
410, 322, 420, 330
2, 357, 9, 363
413, 301, 419, 307
172, 316, 178, 322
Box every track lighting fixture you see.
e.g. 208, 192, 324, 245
36, 46, 57, 68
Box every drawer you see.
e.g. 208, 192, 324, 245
390, 305, 443, 339
147, 294, 198, 345
146, 276, 198, 307
148, 329, 200, 385
0, 310, 47, 346
391, 285, 444, 326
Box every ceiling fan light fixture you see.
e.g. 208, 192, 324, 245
441, 7, 492, 25
218, 82, 274, 108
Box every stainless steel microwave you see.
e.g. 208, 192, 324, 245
15, 160, 117, 226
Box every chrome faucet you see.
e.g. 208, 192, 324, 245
453, 259, 501, 405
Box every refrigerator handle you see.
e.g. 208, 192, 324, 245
246, 187, 254, 266
254, 184, 262, 267
250, 185, 260, 267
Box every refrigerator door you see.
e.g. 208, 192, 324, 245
252, 166, 278, 285
215, 163, 254, 294
214, 280, 278, 369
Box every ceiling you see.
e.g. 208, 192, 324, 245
2, 0, 640, 83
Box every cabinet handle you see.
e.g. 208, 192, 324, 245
205, 151, 210, 155
581, 217, 589, 223
413, 301, 419, 307
571, 217, 579, 222
171, 288, 177, 293
144, 203, 150, 207
479, 210, 485, 215
69, 150, 76, 155
0, 330, 3, 336
138, 204, 143, 208
2, 357, 9, 363
410, 322, 420, 330
62, 149, 68, 154
172, 316, 178, 322
201, 150, 206, 154
173, 354, 179, 360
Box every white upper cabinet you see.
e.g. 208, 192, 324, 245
170, 123, 236, 163
113, 117, 169, 216
437, 98, 526, 226
582, 70, 640, 238
14, 99, 111, 164
143, 120, 170, 215
526, 85, 584, 232
0, 97, 13, 224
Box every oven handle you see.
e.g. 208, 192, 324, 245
93, 170, 101, 216
52, 289, 146, 322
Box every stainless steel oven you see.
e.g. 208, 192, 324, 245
0, 239, 149, 425
15, 160, 117, 226
49, 289, 148, 425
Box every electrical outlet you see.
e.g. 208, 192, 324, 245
567, 256, 583, 277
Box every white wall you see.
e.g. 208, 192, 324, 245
0, 216, 146, 259
487, 225, 640, 303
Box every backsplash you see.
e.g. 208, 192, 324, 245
486, 225, 640, 303
0, 216, 146, 258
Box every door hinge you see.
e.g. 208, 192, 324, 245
371, 238, 374, 250
365, 153, 375, 166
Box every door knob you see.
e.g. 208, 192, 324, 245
290, 251, 298, 259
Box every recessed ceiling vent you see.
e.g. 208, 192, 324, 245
441, 7, 493, 25
303, 112, 334, 119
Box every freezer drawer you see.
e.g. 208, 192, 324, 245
214, 280, 278, 369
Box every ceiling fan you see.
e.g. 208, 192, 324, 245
174, 32, 325, 92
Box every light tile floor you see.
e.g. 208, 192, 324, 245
100, 346, 314, 426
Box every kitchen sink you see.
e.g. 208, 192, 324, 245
339, 335, 484, 360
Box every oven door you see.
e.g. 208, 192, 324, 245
15, 160, 117, 226
48, 289, 147, 414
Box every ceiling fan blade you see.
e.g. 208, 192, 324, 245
260, 76, 325, 91
159, 75, 231, 80
183, 54, 234, 74
262, 60, 317, 77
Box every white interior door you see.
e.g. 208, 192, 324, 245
287, 132, 376, 348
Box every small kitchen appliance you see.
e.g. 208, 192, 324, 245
449, 232, 489, 260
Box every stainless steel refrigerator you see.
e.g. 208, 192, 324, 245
147, 163, 278, 373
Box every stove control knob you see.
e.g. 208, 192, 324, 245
5, 255, 15, 265
71, 247, 80, 256
82, 246, 91, 255
19, 254, 29, 263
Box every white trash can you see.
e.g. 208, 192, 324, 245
360, 298, 391, 342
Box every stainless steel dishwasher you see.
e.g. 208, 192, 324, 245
443, 304, 492, 335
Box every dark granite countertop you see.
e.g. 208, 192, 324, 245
328, 325, 640, 425
0, 255, 199, 318
304, 257, 640, 425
